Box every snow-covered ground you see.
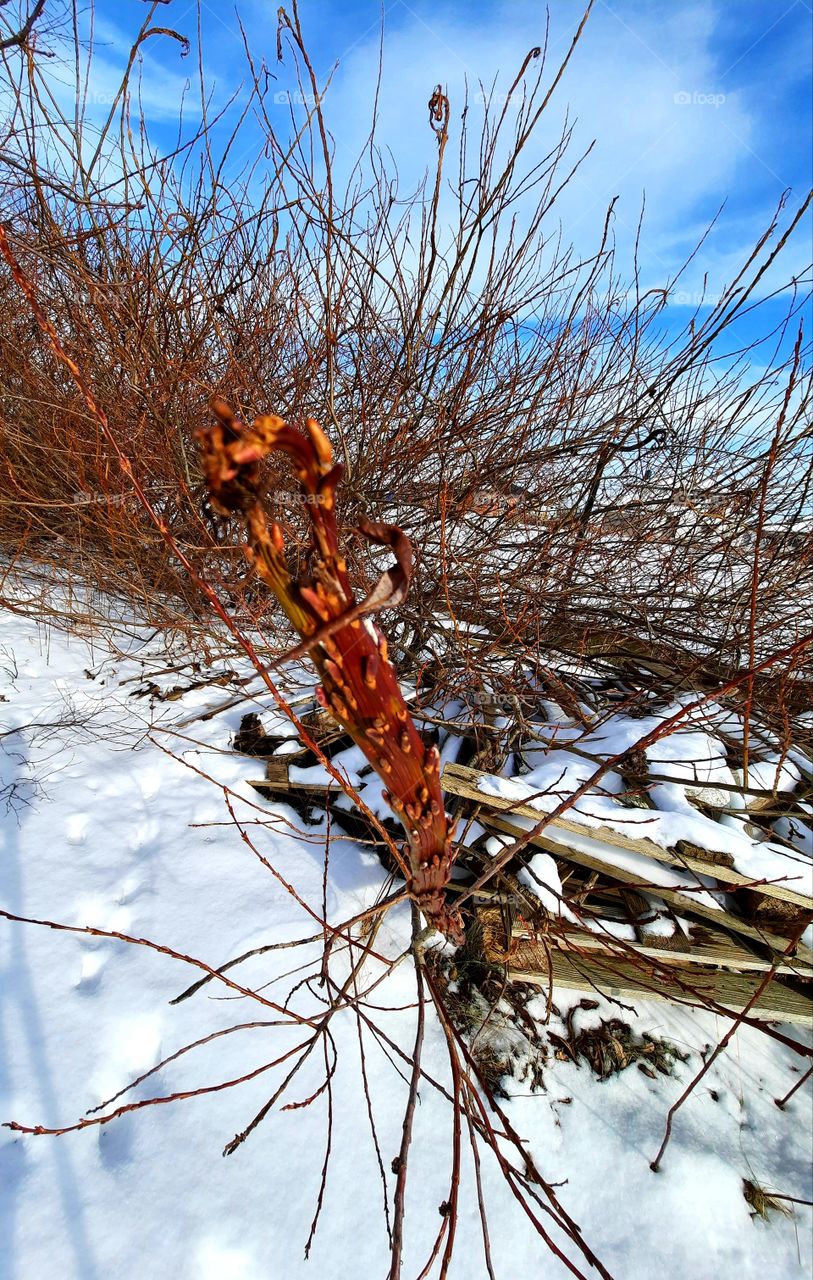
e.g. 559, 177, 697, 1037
1, 605, 811, 1279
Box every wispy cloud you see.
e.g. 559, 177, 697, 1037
281, 0, 806, 296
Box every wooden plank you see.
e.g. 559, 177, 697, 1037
443, 762, 813, 909
510, 952, 812, 1026
477, 913, 811, 1025
545, 881, 798, 974
531, 876, 797, 975
477, 805, 813, 971
452, 794, 813, 971
300, 707, 346, 743
247, 757, 340, 794
505, 919, 802, 976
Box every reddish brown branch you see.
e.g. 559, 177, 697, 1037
198, 399, 461, 937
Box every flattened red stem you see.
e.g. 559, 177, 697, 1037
199, 400, 460, 938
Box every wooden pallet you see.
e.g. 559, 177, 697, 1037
247, 756, 343, 794
442, 764, 813, 972
477, 909, 812, 1026
471, 867, 805, 975
442, 762, 813, 910
501, 909, 804, 976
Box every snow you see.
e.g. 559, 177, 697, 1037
517, 852, 578, 922
734, 758, 802, 796
1, 606, 811, 1279
475, 708, 813, 902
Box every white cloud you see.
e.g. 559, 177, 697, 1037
279, 0, 802, 296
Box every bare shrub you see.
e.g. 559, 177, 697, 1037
1, 4, 812, 1278
0, 1, 809, 735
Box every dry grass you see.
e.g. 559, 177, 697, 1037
742, 1178, 795, 1222
548, 1001, 688, 1082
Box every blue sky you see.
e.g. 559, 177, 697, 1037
34, 0, 813, 360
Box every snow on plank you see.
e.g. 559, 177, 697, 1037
442, 762, 813, 971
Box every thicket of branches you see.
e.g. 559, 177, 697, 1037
1, 0, 810, 728
1, 4, 812, 1278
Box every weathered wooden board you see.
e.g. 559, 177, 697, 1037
480, 808, 813, 971
506, 916, 803, 976
443, 762, 813, 910
443, 776, 813, 971
489, 871, 806, 975
247, 756, 341, 794
552, 878, 807, 976
477, 911, 812, 1026
514, 953, 811, 1025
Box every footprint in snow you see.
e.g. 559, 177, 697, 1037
94, 1015, 164, 1171
134, 767, 163, 803
98, 1111, 136, 1170
126, 815, 160, 856
90, 1014, 164, 1152
65, 813, 89, 846
115, 873, 151, 906
76, 950, 105, 995
73, 902, 133, 993
0, 1125, 28, 1194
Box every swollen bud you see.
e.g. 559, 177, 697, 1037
305, 418, 333, 467
253, 414, 286, 443
210, 397, 240, 436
